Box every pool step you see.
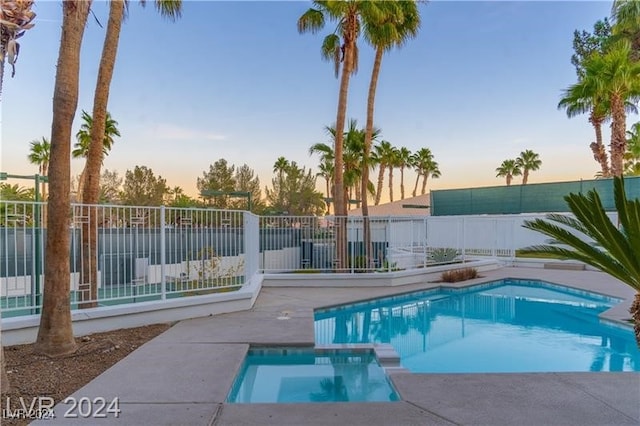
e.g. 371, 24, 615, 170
374, 344, 401, 368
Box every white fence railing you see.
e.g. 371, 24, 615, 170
2, 200, 608, 319
1, 202, 257, 317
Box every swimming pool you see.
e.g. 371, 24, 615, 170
314, 279, 640, 373
227, 348, 399, 403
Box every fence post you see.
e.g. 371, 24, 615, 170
492, 218, 497, 258
387, 216, 392, 272
160, 206, 166, 300
461, 217, 466, 262
423, 217, 427, 267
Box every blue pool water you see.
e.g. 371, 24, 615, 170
314, 279, 640, 373
227, 348, 399, 403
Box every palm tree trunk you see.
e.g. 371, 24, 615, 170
506, 174, 512, 186
375, 165, 385, 205
34, 0, 92, 357
388, 168, 394, 202
421, 174, 429, 195
362, 46, 383, 268
333, 33, 356, 269
522, 170, 529, 185
412, 173, 420, 197
325, 177, 331, 214
41, 163, 48, 229
1, 346, 8, 393
589, 115, 610, 177
400, 167, 405, 200
631, 292, 640, 347
0, 56, 5, 101
79, 0, 125, 309
610, 94, 627, 177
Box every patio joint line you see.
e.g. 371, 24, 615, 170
403, 400, 461, 425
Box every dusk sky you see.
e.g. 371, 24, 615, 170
1, 1, 629, 200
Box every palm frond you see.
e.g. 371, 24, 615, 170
521, 176, 640, 291
298, 8, 325, 34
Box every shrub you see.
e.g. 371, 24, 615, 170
430, 248, 460, 264
441, 267, 478, 283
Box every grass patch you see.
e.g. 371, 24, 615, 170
515, 250, 564, 259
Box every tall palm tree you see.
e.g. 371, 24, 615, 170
82, 0, 180, 207
495, 159, 521, 186
361, 0, 420, 212
577, 41, 640, 177
299, 1, 361, 220
34, 0, 92, 358
516, 150, 542, 185
299, 1, 382, 268
316, 158, 334, 214
0, 0, 36, 99
78, 0, 181, 308
396, 147, 412, 200
27, 137, 50, 200
520, 176, 640, 347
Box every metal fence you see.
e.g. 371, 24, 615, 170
1, 202, 257, 317
1, 199, 607, 319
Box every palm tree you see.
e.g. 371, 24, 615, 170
73, 110, 120, 196
34, 0, 92, 358
558, 84, 611, 177
0, 0, 36, 99
299, 1, 382, 268
77, 0, 181, 308
611, 0, 640, 60
273, 156, 289, 183
82, 0, 180, 206
396, 147, 412, 200
316, 159, 334, 214
624, 122, 640, 175
73, 110, 120, 158
516, 150, 542, 185
361, 0, 420, 212
420, 161, 440, 196
27, 137, 50, 200
310, 136, 335, 213
372, 140, 394, 205
412, 148, 440, 195
520, 176, 640, 347
577, 41, 640, 177
387, 146, 400, 202
496, 159, 522, 186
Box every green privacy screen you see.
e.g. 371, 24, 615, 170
430, 176, 640, 216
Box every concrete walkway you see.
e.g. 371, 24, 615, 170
35, 268, 640, 425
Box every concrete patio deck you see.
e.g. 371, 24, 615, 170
34, 267, 640, 425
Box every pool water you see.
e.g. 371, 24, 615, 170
227, 348, 399, 403
314, 279, 640, 373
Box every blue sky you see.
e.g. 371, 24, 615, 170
1, 1, 627, 199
